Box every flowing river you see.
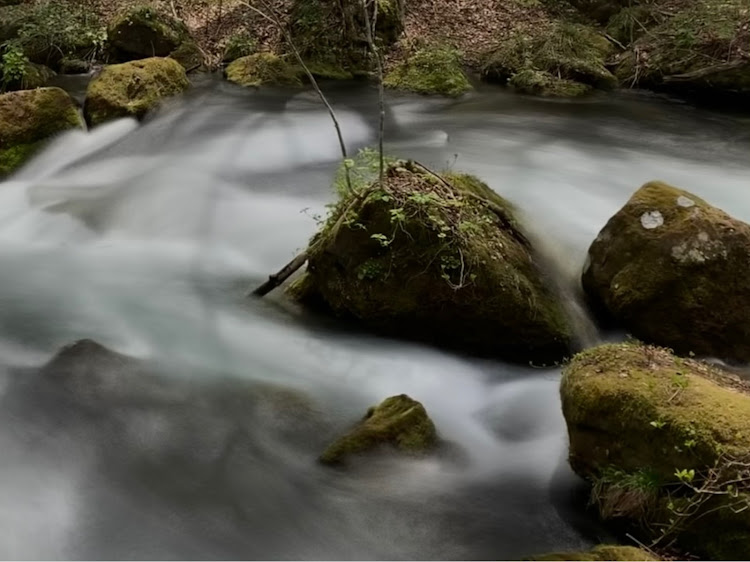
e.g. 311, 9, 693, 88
0, 78, 748, 559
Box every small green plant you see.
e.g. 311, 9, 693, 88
650, 419, 666, 429
334, 147, 396, 196
0, 42, 28, 90
675, 468, 696, 483
223, 31, 257, 62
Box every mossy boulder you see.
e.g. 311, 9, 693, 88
561, 342, 750, 559
319, 394, 437, 465
482, 22, 616, 96
294, 161, 573, 362
0, 87, 83, 176
168, 40, 204, 72
509, 69, 591, 97
384, 44, 472, 97
83, 57, 190, 126
225, 53, 304, 88
528, 544, 657, 561
108, 6, 191, 62
583, 181, 750, 363
613, 0, 750, 99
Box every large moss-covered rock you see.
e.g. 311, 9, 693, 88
482, 22, 616, 96
319, 394, 437, 465
528, 545, 657, 561
295, 162, 572, 362
0, 87, 83, 176
561, 342, 750, 559
225, 53, 304, 88
384, 44, 472, 97
613, 0, 750, 100
83, 57, 190, 126
108, 6, 191, 62
583, 181, 750, 363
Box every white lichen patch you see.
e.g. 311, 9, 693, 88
640, 210, 664, 229
677, 195, 695, 208
671, 231, 727, 264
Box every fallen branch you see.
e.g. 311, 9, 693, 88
251, 251, 308, 297
664, 59, 747, 82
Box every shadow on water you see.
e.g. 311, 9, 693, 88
0, 77, 749, 559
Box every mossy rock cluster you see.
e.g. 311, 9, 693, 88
83, 57, 190, 126
561, 342, 750, 559
225, 53, 304, 88
609, 0, 750, 100
293, 161, 572, 363
319, 394, 437, 465
288, 0, 403, 78
107, 6, 202, 71
482, 22, 616, 97
528, 544, 657, 561
583, 181, 750, 363
0, 87, 84, 176
384, 44, 472, 97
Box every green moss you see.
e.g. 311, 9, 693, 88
108, 6, 189, 60
384, 44, 472, 97
527, 545, 658, 561
83, 57, 190, 126
583, 181, 750, 362
0, 86, 82, 176
562, 342, 750, 479
562, 342, 750, 559
0, 140, 43, 176
510, 69, 592, 97
319, 394, 438, 465
0, 86, 82, 145
482, 22, 616, 94
225, 53, 304, 88
298, 161, 572, 362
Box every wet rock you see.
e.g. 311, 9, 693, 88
59, 58, 92, 75
107, 6, 191, 62
527, 544, 657, 561
83, 57, 190, 126
509, 70, 591, 98
384, 44, 472, 97
224, 53, 304, 88
0, 87, 84, 176
319, 394, 438, 465
561, 342, 750, 559
293, 161, 573, 363
583, 181, 750, 362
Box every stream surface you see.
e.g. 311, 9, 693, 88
1, 78, 749, 560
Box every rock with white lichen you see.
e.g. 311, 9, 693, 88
583, 181, 750, 362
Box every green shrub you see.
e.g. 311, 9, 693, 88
222, 31, 256, 63
0, 41, 28, 90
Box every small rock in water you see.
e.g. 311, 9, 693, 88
319, 394, 438, 465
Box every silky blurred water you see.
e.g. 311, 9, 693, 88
0, 79, 748, 559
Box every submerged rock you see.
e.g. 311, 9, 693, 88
225, 53, 304, 88
0, 87, 84, 176
83, 57, 190, 126
108, 6, 191, 61
294, 162, 572, 363
583, 181, 750, 362
482, 22, 615, 96
528, 544, 657, 561
319, 394, 437, 465
561, 342, 750, 559
384, 44, 471, 97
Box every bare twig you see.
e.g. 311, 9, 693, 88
360, 0, 385, 186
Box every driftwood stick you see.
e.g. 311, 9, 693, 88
251, 251, 309, 297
